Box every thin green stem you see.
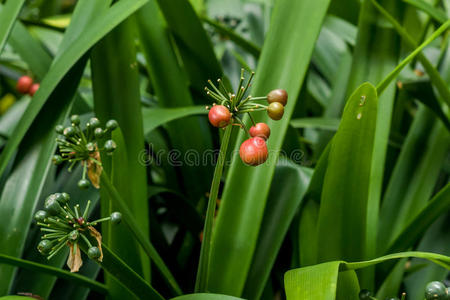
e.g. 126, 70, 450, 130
376, 20, 450, 95
100, 171, 182, 295
195, 124, 234, 292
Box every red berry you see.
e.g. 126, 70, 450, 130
239, 137, 268, 166
249, 122, 271, 140
29, 83, 40, 96
267, 89, 288, 106
16, 76, 33, 94
208, 105, 231, 128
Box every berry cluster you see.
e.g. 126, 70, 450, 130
205, 69, 288, 166
16, 75, 39, 96
52, 115, 118, 189
35, 193, 122, 272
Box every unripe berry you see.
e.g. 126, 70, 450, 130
425, 281, 447, 300
54, 193, 68, 205
86, 142, 95, 153
94, 127, 104, 139
267, 102, 284, 120
44, 195, 63, 216
29, 83, 40, 96
106, 119, 118, 131
52, 155, 63, 165
64, 126, 76, 137
78, 179, 90, 190
208, 105, 231, 128
55, 125, 64, 134
37, 240, 52, 255
68, 230, 79, 241
70, 115, 80, 126
358, 289, 371, 300
16, 76, 33, 94
88, 246, 101, 259
34, 210, 48, 223
267, 89, 288, 106
61, 192, 70, 203
110, 212, 122, 224
249, 123, 271, 140
89, 118, 100, 128
239, 137, 268, 166
104, 140, 116, 153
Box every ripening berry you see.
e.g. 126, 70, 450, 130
425, 281, 447, 300
267, 89, 288, 106
88, 246, 101, 259
29, 83, 40, 96
34, 210, 48, 223
249, 123, 271, 140
37, 240, 53, 255
110, 212, 122, 224
267, 102, 284, 120
106, 119, 118, 131
78, 179, 90, 190
239, 137, 268, 166
16, 76, 33, 94
208, 105, 231, 128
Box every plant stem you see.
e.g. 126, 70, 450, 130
376, 19, 450, 95
100, 171, 182, 295
195, 124, 234, 292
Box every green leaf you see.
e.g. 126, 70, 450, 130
208, 0, 332, 295
0, 254, 107, 294
317, 82, 378, 262
243, 159, 313, 299
0, 0, 26, 53
0, 0, 148, 178
284, 251, 450, 300
290, 118, 340, 131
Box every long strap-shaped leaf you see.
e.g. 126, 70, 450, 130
285, 251, 450, 300
0, 254, 107, 294
0, 0, 148, 178
100, 171, 182, 295
0, 0, 25, 54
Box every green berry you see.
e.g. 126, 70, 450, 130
55, 125, 64, 134
54, 192, 69, 205
425, 281, 447, 300
68, 230, 79, 241
88, 246, 101, 259
63, 126, 76, 137
106, 119, 118, 131
37, 240, 53, 255
70, 115, 80, 126
110, 212, 122, 224
104, 140, 116, 153
78, 179, 90, 190
94, 127, 104, 139
61, 192, 70, 203
89, 117, 100, 128
359, 289, 371, 300
86, 142, 95, 152
267, 102, 284, 120
52, 155, 63, 165
44, 194, 63, 215
385, 297, 399, 300
34, 210, 48, 222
